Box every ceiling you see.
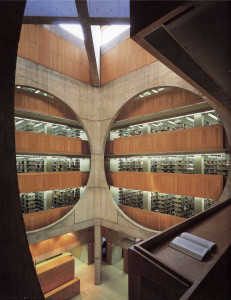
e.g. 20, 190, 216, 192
130, 1, 231, 113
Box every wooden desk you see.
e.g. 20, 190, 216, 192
129, 199, 231, 299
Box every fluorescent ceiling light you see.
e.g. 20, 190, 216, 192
208, 113, 218, 120
186, 117, 194, 122
101, 25, 130, 45
15, 120, 24, 125
59, 24, 84, 40
34, 122, 43, 127
168, 121, 175, 125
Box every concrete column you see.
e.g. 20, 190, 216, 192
44, 157, 53, 172
94, 225, 102, 285
142, 191, 151, 211
194, 197, 204, 214
194, 113, 204, 127
106, 243, 122, 264
44, 123, 53, 134
194, 155, 204, 174
142, 124, 151, 134
44, 191, 52, 210
80, 158, 90, 171
109, 158, 119, 171
143, 157, 151, 172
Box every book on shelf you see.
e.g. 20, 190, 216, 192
169, 232, 216, 261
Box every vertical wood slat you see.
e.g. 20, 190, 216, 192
18, 24, 91, 84
108, 171, 224, 199
106, 125, 224, 155
101, 38, 157, 85
119, 205, 184, 231
15, 131, 90, 155
18, 171, 89, 193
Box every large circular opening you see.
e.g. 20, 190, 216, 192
105, 86, 229, 231
15, 85, 90, 230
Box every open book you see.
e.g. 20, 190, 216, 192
169, 232, 216, 261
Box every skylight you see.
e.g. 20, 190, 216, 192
101, 25, 130, 45
59, 24, 84, 40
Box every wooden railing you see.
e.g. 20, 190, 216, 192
23, 206, 73, 231
119, 205, 184, 231
116, 88, 203, 121
18, 171, 89, 193
108, 171, 223, 199
15, 131, 90, 155
105, 124, 224, 155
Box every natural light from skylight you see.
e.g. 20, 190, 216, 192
101, 25, 130, 45
59, 24, 84, 40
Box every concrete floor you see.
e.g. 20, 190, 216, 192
71, 259, 128, 300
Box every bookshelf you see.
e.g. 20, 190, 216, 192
20, 187, 84, 214
119, 188, 143, 209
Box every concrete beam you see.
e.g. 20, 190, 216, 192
75, 0, 100, 86
23, 16, 129, 26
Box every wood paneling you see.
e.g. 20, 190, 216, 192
24, 206, 73, 231
123, 249, 129, 274
44, 278, 80, 300
15, 89, 77, 120
101, 38, 157, 85
18, 171, 89, 193
36, 255, 74, 294
18, 25, 91, 84
108, 171, 223, 199
106, 125, 224, 155
128, 199, 231, 300
120, 205, 184, 231
15, 131, 90, 155
116, 88, 203, 121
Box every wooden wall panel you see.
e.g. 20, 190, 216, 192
18, 171, 89, 193
24, 206, 73, 231
15, 131, 90, 155
38, 26, 50, 67
18, 25, 91, 84
15, 89, 77, 120
106, 125, 224, 155
116, 88, 204, 121
101, 38, 157, 85
108, 172, 223, 199
120, 205, 184, 231
36, 255, 74, 294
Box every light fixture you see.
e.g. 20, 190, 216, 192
35, 90, 40, 94
168, 120, 176, 125
152, 89, 158, 93
15, 120, 24, 125
16, 86, 21, 89
34, 122, 43, 127
186, 117, 194, 122
208, 113, 218, 120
